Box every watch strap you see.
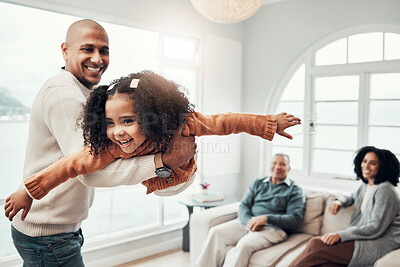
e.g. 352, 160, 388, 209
155, 153, 164, 169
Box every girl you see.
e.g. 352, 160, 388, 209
289, 146, 400, 267
5, 70, 301, 221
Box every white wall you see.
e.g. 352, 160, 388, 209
200, 35, 242, 197
241, 0, 400, 194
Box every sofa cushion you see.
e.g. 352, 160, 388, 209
295, 191, 325, 235
375, 249, 400, 267
320, 196, 353, 234
249, 233, 313, 267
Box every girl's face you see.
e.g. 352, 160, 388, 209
361, 152, 380, 181
105, 95, 146, 153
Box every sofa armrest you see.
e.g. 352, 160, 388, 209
374, 248, 400, 267
190, 201, 240, 266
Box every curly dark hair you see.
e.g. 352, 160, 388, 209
353, 146, 400, 186
81, 70, 194, 154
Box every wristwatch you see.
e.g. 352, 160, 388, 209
155, 153, 172, 178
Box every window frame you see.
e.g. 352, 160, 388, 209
157, 31, 202, 226
263, 24, 400, 185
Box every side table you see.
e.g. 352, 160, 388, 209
178, 194, 237, 252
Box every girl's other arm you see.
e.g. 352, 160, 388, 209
24, 146, 116, 200
79, 126, 196, 187
4, 188, 33, 221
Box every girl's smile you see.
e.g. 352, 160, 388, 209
105, 95, 146, 153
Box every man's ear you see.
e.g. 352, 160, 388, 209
61, 42, 68, 61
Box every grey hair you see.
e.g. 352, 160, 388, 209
273, 153, 290, 167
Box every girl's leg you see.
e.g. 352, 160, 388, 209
289, 236, 354, 267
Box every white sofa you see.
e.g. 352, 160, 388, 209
189, 191, 400, 267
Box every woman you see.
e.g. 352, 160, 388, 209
290, 146, 400, 267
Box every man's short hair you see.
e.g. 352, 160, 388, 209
273, 153, 290, 167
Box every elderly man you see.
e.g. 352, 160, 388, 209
195, 153, 306, 267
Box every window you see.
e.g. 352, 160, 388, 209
270, 27, 400, 180
158, 33, 200, 225
0, 2, 200, 260
273, 65, 305, 170
369, 73, 400, 153
312, 75, 359, 176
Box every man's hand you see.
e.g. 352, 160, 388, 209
246, 215, 267, 232
162, 125, 197, 170
328, 200, 342, 215
275, 112, 301, 140
4, 189, 33, 221
320, 233, 341, 245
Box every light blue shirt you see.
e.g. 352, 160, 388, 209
238, 176, 305, 232
262, 176, 291, 186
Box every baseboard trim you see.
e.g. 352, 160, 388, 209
84, 228, 183, 267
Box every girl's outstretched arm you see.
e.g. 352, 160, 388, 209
183, 111, 301, 140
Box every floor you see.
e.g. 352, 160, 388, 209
116, 248, 190, 267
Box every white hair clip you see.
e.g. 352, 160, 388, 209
107, 83, 116, 91
130, 79, 140, 88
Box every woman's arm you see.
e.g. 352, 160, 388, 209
338, 184, 399, 242
336, 185, 362, 208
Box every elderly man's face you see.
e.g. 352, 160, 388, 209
270, 155, 290, 184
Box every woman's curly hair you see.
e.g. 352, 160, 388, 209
353, 146, 400, 186
81, 70, 194, 154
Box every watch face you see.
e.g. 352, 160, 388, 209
156, 167, 172, 178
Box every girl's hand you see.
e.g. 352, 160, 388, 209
328, 200, 342, 215
163, 125, 196, 169
4, 189, 33, 221
320, 233, 341, 245
275, 112, 301, 139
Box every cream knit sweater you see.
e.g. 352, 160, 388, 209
12, 69, 156, 237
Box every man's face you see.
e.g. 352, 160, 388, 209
62, 27, 109, 88
270, 155, 290, 184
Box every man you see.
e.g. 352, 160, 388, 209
195, 154, 306, 267
9, 19, 196, 266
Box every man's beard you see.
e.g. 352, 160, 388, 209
81, 75, 100, 89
